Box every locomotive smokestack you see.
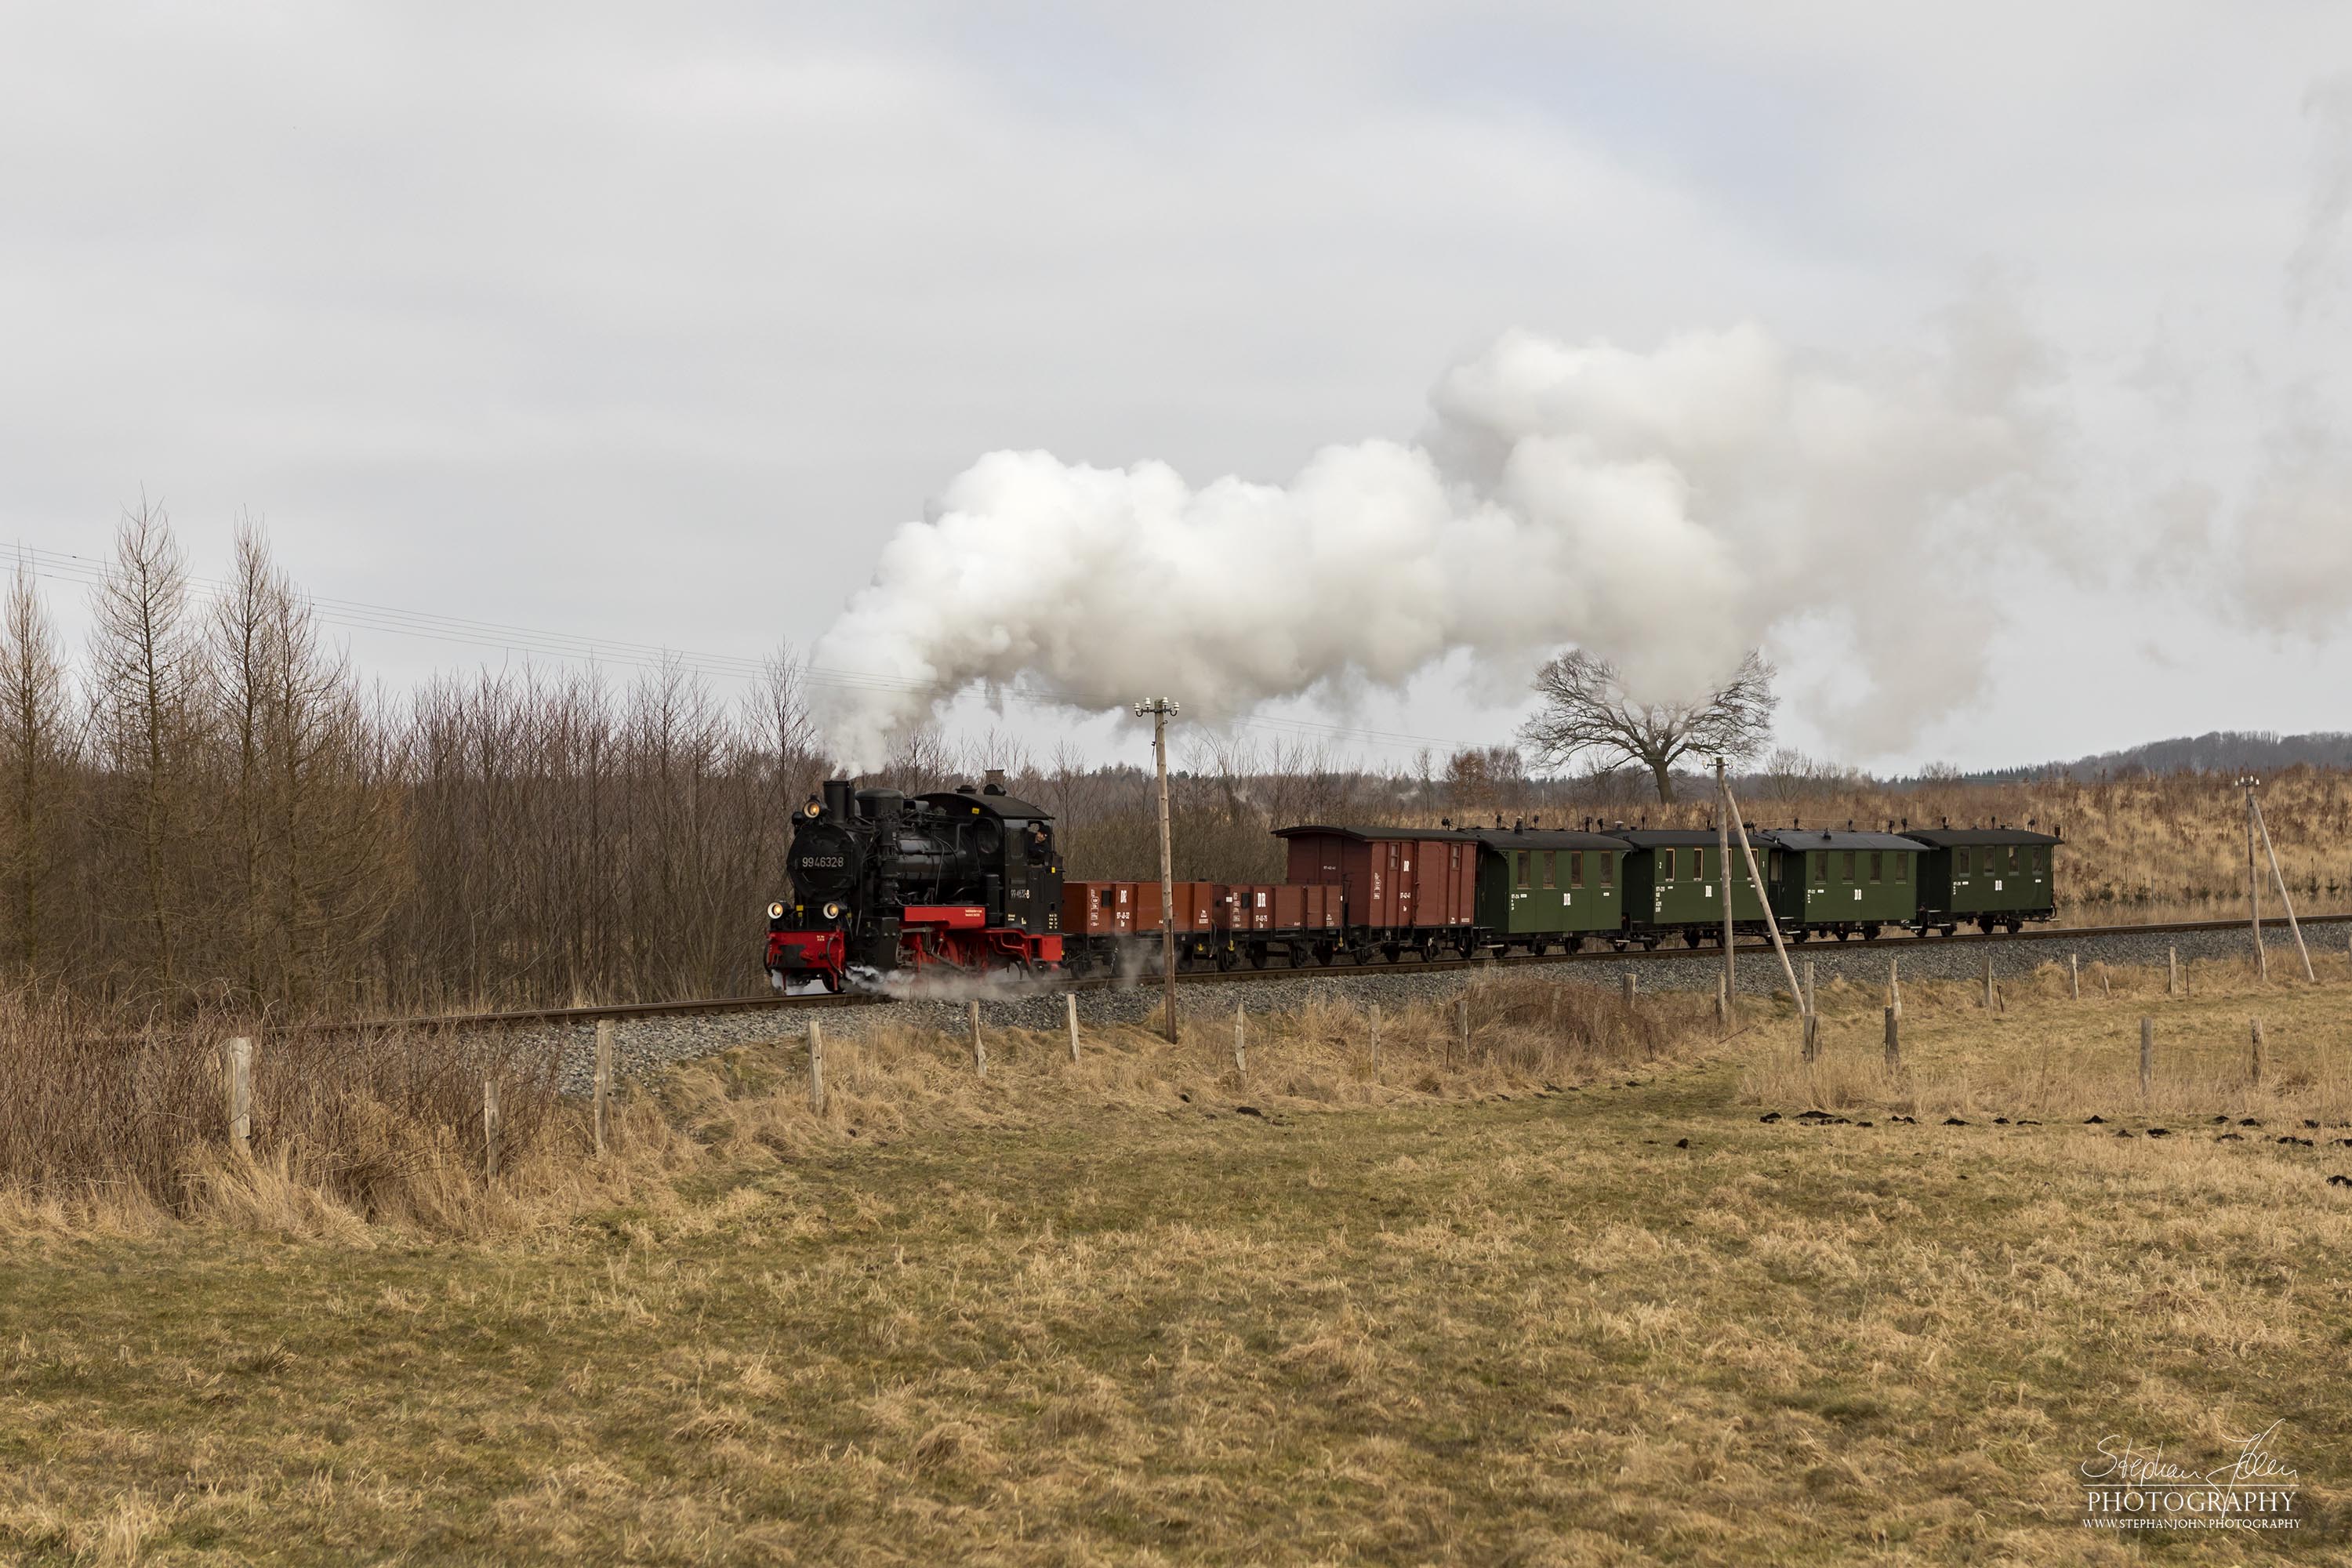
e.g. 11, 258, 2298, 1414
823, 779, 853, 820
983, 768, 1007, 795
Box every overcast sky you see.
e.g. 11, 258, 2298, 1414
5, 2, 2349, 775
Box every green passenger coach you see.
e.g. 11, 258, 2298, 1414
1467, 829, 1629, 952
1901, 826, 2060, 934
1615, 829, 1777, 948
1757, 829, 1923, 940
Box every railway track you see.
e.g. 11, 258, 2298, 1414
299, 910, 2351, 1036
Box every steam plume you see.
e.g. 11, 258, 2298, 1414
813, 293, 2058, 768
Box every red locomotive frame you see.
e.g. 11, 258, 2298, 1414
768, 905, 1063, 993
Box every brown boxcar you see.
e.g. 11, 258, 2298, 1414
1276, 826, 1479, 932
1060, 880, 1132, 937
1176, 881, 1221, 931
1273, 884, 1305, 930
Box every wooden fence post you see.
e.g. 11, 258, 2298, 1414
1802, 1012, 1820, 1063
1066, 993, 1080, 1064
225, 1036, 252, 1156
2101, 965, 2111, 1000
2069, 953, 2081, 1001
1457, 996, 1470, 1064
1888, 955, 1901, 1019
593, 1019, 613, 1155
1621, 971, 1636, 1005
483, 1077, 501, 1184
2250, 1017, 2266, 1088
2139, 1018, 2154, 1098
1370, 1003, 1381, 1073
1995, 983, 2005, 1015
1233, 1001, 1247, 1083
808, 1019, 826, 1116
1802, 960, 1816, 1018
1883, 1006, 1900, 1073
2168, 946, 2180, 996
1981, 950, 1994, 1009
1549, 987, 1560, 1033
968, 1000, 985, 1080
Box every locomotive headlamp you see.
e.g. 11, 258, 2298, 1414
804, 800, 822, 818
822, 902, 842, 920
767, 900, 786, 920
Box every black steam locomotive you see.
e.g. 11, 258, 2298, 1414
764, 772, 1065, 991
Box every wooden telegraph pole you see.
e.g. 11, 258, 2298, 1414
1715, 757, 1734, 1025
2248, 786, 2316, 982
1719, 774, 1808, 1042
2241, 775, 2267, 981
1134, 697, 1181, 1043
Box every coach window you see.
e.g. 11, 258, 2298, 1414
1570, 851, 1584, 888
1870, 851, 1882, 884
2036, 847, 2049, 874
1896, 854, 1908, 884
1811, 850, 1826, 881
1515, 851, 1531, 888
1661, 848, 1676, 881
1842, 851, 1856, 881
1540, 851, 1556, 888
1599, 855, 1613, 887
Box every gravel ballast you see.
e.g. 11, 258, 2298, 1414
522, 916, 2349, 1094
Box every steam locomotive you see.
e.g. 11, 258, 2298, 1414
764, 773, 1064, 993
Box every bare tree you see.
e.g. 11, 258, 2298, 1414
1518, 648, 1777, 804
87, 503, 212, 993
0, 564, 78, 979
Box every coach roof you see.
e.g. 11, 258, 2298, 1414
1900, 826, 2063, 847
1464, 829, 1632, 851
1754, 828, 1928, 852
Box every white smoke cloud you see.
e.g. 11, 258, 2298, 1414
812, 292, 2061, 769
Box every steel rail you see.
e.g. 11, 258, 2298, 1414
267, 910, 2351, 1036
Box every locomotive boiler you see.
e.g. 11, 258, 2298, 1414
764, 772, 1064, 993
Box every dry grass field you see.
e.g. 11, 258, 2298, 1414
5, 962, 2352, 1564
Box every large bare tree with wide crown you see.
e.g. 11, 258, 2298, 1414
1518, 648, 1777, 804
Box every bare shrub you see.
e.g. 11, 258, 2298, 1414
0, 996, 558, 1228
